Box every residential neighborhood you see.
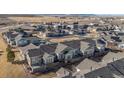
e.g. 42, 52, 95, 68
1, 14, 124, 78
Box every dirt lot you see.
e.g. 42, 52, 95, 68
49, 35, 81, 43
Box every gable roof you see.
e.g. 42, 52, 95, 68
28, 48, 44, 57
108, 58, 124, 75
102, 51, 124, 64
43, 52, 54, 58
84, 58, 124, 78
27, 43, 58, 58
15, 34, 23, 41
40, 43, 58, 54
82, 38, 96, 46
102, 36, 112, 42
55, 43, 68, 54
84, 66, 114, 78
19, 43, 38, 55
76, 58, 101, 74
80, 41, 93, 51
5, 31, 18, 39
56, 67, 70, 77
62, 40, 81, 49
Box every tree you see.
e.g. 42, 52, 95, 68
47, 26, 54, 31
6, 46, 15, 63
7, 51, 15, 62
15, 28, 24, 33
6, 45, 11, 52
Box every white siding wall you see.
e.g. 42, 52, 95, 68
57, 53, 64, 60
118, 44, 124, 49
84, 48, 94, 56
65, 53, 73, 60
31, 56, 42, 65
44, 56, 54, 64
26, 54, 32, 67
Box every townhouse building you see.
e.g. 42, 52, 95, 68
25, 39, 106, 72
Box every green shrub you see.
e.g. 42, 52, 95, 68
6, 46, 15, 62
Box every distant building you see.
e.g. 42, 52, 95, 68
73, 22, 79, 30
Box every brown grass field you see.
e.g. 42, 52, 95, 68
0, 32, 27, 77
8, 16, 98, 24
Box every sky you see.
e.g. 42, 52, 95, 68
0, 0, 124, 14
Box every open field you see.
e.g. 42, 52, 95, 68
8, 16, 99, 24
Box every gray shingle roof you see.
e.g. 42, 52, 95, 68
28, 48, 44, 57
55, 43, 68, 54
84, 66, 114, 78
109, 58, 124, 75
102, 36, 112, 42
80, 41, 93, 51
27, 43, 58, 58
5, 31, 18, 39
82, 38, 96, 46
62, 40, 81, 49
19, 43, 38, 55
19, 25, 36, 30
84, 58, 124, 78
26, 39, 100, 58
56, 67, 70, 77
76, 58, 101, 74
40, 43, 58, 54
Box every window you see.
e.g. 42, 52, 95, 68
46, 56, 54, 63
59, 53, 64, 59
31, 57, 41, 64
66, 54, 72, 60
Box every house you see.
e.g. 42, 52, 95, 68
62, 40, 82, 60
3, 31, 20, 46
101, 51, 124, 66
25, 39, 106, 73
102, 35, 113, 43
108, 58, 124, 76
39, 43, 58, 64
75, 58, 102, 76
116, 36, 124, 50
2, 31, 31, 47
16, 38, 29, 47
16, 36, 44, 47
84, 58, 124, 78
67, 24, 73, 30
73, 22, 79, 30
25, 42, 71, 72
80, 39, 96, 57
56, 67, 70, 78
26, 48, 45, 72
19, 43, 38, 60
54, 43, 69, 61
103, 33, 124, 50
94, 38, 108, 56
26, 43, 58, 72
18, 25, 36, 31
63, 39, 98, 58
84, 66, 114, 78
